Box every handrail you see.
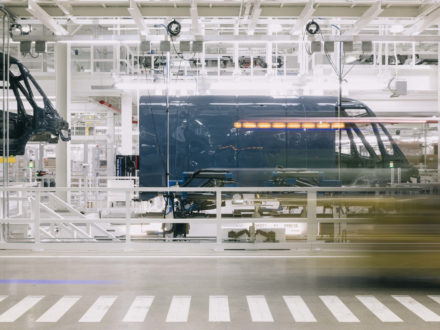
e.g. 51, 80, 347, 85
1, 185, 437, 193
0, 184, 438, 250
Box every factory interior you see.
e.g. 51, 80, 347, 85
0, 1, 440, 329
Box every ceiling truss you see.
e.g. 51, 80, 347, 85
2, 1, 440, 41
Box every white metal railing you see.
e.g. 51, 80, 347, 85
0, 184, 438, 251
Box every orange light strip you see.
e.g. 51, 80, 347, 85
302, 123, 316, 129
257, 122, 271, 128
242, 122, 257, 128
272, 122, 286, 129
235, 121, 344, 129
316, 122, 331, 129
331, 122, 345, 129
287, 122, 301, 129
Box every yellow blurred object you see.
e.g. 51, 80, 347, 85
272, 122, 286, 129
331, 122, 345, 129
302, 123, 316, 129
243, 122, 257, 128
287, 122, 301, 129
0, 156, 16, 164
317, 122, 331, 129
233, 122, 242, 128
257, 122, 271, 128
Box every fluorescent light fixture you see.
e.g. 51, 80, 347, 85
390, 24, 404, 33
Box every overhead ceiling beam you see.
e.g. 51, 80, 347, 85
243, 0, 252, 20
248, 0, 261, 35
290, 0, 315, 35
346, 2, 383, 35
405, 4, 440, 35
27, 0, 68, 36
5, 4, 428, 19
12, 32, 440, 43
127, 0, 148, 36
56, 0, 72, 16
416, 3, 439, 18
190, 0, 202, 37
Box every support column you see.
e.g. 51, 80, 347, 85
233, 42, 239, 75
55, 43, 69, 202
438, 29, 440, 180
107, 114, 115, 177
307, 191, 317, 243
120, 93, 133, 155
266, 42, 273, 75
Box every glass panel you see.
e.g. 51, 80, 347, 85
94, 61, 113, 73
378, 125, 394, 156
355, 124, 381, 158
344, 108, 367, 117
93, 46, 113, 60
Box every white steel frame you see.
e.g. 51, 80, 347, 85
0, 185, 435, 251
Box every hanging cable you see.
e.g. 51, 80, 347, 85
318, 30, 338, 75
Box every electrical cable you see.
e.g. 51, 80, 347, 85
169, 36, 198, 84
318, 30, 338, 75
26, 51, 39, 59
342, 55, 361, 79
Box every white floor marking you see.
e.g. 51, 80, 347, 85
283, 296, 317, 322
0, 296, 44, 322
166, 296, 191, 322
247, 295, 274, 322
429, 295, 440, 305
122, 296, 154, 323
320, 296, 360, 323
393, 295, 440, 322
209, 296, 230, 322
356, 295, 402, 322
78, 296, 117, 323
36, 296, 81, 323
0, 296, 7, 303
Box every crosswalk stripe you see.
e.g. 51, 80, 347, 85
283, 296, 317, 322
0, 296, 44, 322
122, 296, 154, 323
78, 296, 117, 323
166, 296, 191, 322
320, 296, 360, 323
356, 295, 402, 322
393, 295, 440, 322
1, 294, 440, 324
209, 296, 230, 322
247, 296, 274, 322
429, 295, 440, 305
36, 296, 81, 323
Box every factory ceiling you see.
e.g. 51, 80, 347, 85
1, 0, 440, 42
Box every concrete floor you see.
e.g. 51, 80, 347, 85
1, 250, 440, 329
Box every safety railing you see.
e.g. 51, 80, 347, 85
0, 184, 439, 251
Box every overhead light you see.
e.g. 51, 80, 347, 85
21, 24, 32, 35
390, 24, 404, 33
